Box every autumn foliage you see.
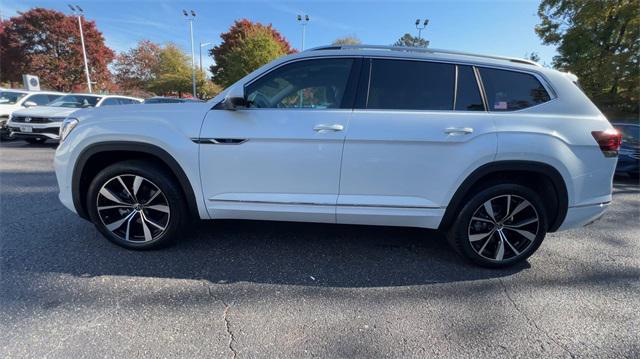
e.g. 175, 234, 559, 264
210, 19, 295, 88
0, 8, 114, 92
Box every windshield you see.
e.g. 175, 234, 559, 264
0, 91, 28, 105
48, 95, 101, 108
615, 124, 640, 146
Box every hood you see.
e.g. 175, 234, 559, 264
11, 106, 80, 119
0, 103, 21, 115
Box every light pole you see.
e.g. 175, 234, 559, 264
183, 9, 197, 98
199, 42, 212, 72
414, 18, 429, 46
68, 4, 92, 93
296, 14, 309, 50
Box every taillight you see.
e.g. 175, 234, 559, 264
591, 129, 622, 157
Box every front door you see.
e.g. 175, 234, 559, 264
199, 57, 359, 223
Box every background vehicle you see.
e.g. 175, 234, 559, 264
7, 94, 142, 144
612, 122, 639, 179
143, 97, 204, 104
54, 45, 620, 267
0, 89, 64, 140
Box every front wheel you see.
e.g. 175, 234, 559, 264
87, 160, 187, 249
448, 184, 548, 268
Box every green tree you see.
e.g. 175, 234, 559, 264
332, 36, 362, 45
536, 0, 639, 118
210, 19, 294, 88
393, 33, 429, 47
147, 43, 192, 96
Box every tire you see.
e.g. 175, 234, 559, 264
24, 137, 46, 144
86, 160, 187, 249
447, 183, 548, 268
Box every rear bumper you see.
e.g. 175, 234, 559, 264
557, 202, 610, 231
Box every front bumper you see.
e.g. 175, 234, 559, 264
7, 121, 61, 140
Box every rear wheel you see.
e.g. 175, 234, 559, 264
87, 160, 187, 249
448, 184, 548, 268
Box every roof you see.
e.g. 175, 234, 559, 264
295, 44, 544, 72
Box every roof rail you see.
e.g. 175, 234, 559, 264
306, 44, 541, 67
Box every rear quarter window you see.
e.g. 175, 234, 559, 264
479, 68, 551, 111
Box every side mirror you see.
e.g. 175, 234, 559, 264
220, 85, 247, 111
23, 101, 37, 108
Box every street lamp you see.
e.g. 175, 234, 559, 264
199, 42, 212, 72
414, 18, 429, 46
68, 4, 92, 93
183, 9, 197, 98
296, 14, 310, 50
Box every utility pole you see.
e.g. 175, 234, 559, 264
183, 10, 197, 98
199, 42, 212, 72
68, 4, 92, 93
414, 18, 429, 47
297, 14, 309, 50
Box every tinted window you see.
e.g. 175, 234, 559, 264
26, 94, 53, 106
49, 95, 101, 108
48, 95, 62, 102
0, 91, 27, 105
479, 68, 551, 111
245, 58, 354, 109
100, 98, 121, 106
367, 59, 454, 110
455, 66, 484, 111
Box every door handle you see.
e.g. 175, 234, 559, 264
444, 127, 474, 136
313, 124, 344, 132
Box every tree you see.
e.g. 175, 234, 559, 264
113, 40, 161, 92
536, 0, 639, 118
0, 8, 114, 92
524, 52, 541, 63
332, 36, 362, 45
393, 33, 429, 47
147, 43, 192, 96
210, 19, 295, 88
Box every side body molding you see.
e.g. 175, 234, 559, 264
71, 141, 201, 220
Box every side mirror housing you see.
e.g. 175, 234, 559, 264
219, 85, 247, 111
23, 101, 37, 108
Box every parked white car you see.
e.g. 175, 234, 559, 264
0, 89, 65, 139
7, 93, 142, 143
54, 45, 620, 267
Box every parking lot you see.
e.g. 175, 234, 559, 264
0, 140, 638, 358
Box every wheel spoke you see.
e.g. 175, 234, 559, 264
504, 217, 538, 228
146, 204, 170, 214
97, 204, 132, 211
116, 176, 135, 202
469, 228, 495, 242
132, 176, 143, 200
124, 211, 138, 241
471, 216, 494, 224
478, 232, 494, 255
501, 230, 520, 256
484, 200, 496, 222
141, 211, 166, 231
505, 200, 532, 222
144, 190, 161, 205
495, 231, 505, 260
503, 227, 537, 241
504, 195, 511, 222
99, 187, 131, 205
105, 210, 136, 232
140, 214, 153, 242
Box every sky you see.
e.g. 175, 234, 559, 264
0, 0, 558, 75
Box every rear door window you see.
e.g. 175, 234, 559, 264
479, 68, 551, 111
366, 59, 454, 110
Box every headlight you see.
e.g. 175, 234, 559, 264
59, 117, 79, 143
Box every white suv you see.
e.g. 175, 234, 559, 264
8, 93, 142, 143
54, 45, 620, 267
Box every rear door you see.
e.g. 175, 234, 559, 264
337, 58, 498, 228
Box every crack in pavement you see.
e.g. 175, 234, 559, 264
202, 281, 238, 359
498, 278, 576, 358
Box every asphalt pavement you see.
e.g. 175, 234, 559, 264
1, 140, 638, 358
